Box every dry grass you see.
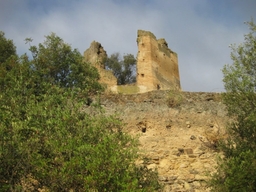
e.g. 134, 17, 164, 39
166, 89, 184, 107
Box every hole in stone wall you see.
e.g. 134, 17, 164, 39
141, 74, 144, 77
157, 84, 161, 90
141, 127, 146, 133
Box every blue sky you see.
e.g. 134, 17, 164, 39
1, 0, 256, 92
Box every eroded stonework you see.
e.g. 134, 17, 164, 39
136, 30, 181, 92
84, 41, 117, 88
84, 41, 107, 65
83, 30, 181, 93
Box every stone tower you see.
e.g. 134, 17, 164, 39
84, 41, 117, 89
136, 30, 181, 92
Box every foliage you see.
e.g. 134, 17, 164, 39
105, 52, 136, 85
0, 32, 161, 191
134, 157, 163, 190
209, 20, 256, 192
210, 151, 256, 192
0, 31, 17, 64
26, 33, 103, 96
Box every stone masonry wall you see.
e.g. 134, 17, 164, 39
84, 30, 181, 94
84, 41, 117, 89
136, 30, 180, 93
86, 91, 228, 192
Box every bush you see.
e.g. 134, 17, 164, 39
26, 33, 103, 97
210, 151, 256, 192
0, 31, 17, 64
209, 20, 256, 192
0, 32, 161, 191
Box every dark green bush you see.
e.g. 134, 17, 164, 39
209, 20, 256, 192
0, 32, 161, 191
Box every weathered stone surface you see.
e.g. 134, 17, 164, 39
147, 163, 157, 170
87, 91, 229, 192
84, 41, 117, 89
184, 148, 194, 155
190, 135, 197, 140
84, 30, 181, 94
136, 30, 180, 92
84, 41, 107, 65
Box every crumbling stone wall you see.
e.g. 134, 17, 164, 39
94, 91, 227, 191
84, 41, 117, 89
136, 30, 181, 92
83, 30, 181, 94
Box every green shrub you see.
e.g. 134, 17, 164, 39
0, 32, 161, 191
0, 31, 17, 64
210, 151, 256, 192
209, 20, 256, 192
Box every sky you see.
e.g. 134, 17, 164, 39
1, 0, 256, 92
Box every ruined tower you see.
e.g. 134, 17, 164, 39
84, 41, 117, 89
136, 30, 181, 92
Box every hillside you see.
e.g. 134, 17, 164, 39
90, 90, 229, 192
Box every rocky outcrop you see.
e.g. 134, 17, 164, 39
84, 41, 117, 89
136, 30, 181, 92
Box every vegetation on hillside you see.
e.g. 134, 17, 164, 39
209, 20, 256, 192
0, 32, 161, 191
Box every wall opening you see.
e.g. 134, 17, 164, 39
157, 84, 161, 90
141, 74, 144, 77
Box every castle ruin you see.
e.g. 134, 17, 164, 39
83, 30, 181, 93
83, 41, 117, 88
136, 30, 180, 92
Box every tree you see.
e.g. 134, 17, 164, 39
0, 34, 161, 191
105, 52, 136, 85
209, 20, 256, 192
26, 33, 103, 96
0, 31, 17, 64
